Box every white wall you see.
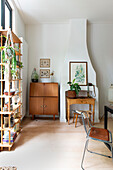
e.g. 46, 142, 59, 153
26, 23, 70, 116
11, 0, 26, 40
88, 23, 113, 118
26, 20, 99, 122
26, 23, 69, 84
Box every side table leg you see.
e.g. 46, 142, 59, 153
89, 104, 91, 111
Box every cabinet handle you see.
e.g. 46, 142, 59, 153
41, 105, 43, 107
44, 105, 47, 108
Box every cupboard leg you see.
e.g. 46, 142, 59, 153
53, 115, 55, 120
32, 115, 34, 120
9, 147, 11, 151
1, 147, 3, 151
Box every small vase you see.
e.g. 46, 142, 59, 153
31, 68, 38, 82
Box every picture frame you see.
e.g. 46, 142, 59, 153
40, 69, 50, 78
40, 58, 50, 68
69, 62, 88, 86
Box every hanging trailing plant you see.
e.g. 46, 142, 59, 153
0, 33, 23, 79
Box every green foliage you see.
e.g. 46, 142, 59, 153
67, 79, 81, 95
0, 35, 23, 77
19, 62, 24, 69
11, 50, 17, 76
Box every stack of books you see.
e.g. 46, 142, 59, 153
3, 131, 17, 143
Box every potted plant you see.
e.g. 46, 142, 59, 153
67, 78, 81, 98
0, 34, 23, 80
31, 68, 39, 82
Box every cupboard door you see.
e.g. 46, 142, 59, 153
43, 97, 58, 115
30, 83, 44, 96
44, 83, 58, 97
29, 97, 43, 115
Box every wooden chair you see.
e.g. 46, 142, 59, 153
73, 110, 93, 127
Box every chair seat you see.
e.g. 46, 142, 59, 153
89, 127, 109, 141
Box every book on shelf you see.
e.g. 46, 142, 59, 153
3, 131, 17, 143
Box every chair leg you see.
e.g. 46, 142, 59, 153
81, 139, 89, 170
110, 144, 113, 161
75, 114, 78, 127
86, 142, 112, 158
73, 113, 75, 123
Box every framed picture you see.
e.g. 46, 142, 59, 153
69, 62, 88, 86
40, 69, 50, 78
40, 58, 50, 68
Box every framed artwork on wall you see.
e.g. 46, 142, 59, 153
69, 61, 88, 86
40, 58, 50, 68
40, 69, 50, 78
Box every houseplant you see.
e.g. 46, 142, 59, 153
67, 78, 81, 98
0, 34, 23, 80
31, 68, 39, 82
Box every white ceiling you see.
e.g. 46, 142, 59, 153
14, 0, 113, 24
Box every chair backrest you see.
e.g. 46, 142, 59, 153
81, 111, 92, 136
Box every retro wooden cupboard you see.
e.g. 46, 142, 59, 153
29, 83, 58, 120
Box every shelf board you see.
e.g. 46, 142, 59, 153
0, 119, 20, 130
0, 91, 22, 98
0, 79, 22, 82
0, 103, 22, 114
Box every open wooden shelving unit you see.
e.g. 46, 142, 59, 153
0, 29, 22, 151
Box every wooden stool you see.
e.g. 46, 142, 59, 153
73, 110, 93, 127
73, 112, 81, 127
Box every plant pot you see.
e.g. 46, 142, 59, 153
67, 90, 76, 98
32, 79, 38, 82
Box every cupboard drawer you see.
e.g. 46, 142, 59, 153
44, 83, 58, 97
30, 83, 44, 96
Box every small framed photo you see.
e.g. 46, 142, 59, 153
40, 69, 50, 78
69, 62, 88, 86
40, 58, 50, 68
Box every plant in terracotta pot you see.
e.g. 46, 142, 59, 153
67, 78, 81, 98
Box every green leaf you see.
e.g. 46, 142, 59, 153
67, 82, 71, 84
72, 78, 75, 84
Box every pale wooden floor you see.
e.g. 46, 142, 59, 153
0, 117, 113, 170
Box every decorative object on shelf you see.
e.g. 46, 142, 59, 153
67, 78, 81, 98
31, 68, 39, 82
0, 166, 17, 170
50, 71, 54, 82
40, 58, 50, 68
4, 89, 15, 96
40, 69, 50, 78
69, 61, 87, 86
108, 84, 113, 105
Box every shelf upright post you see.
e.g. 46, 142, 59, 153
8, 65, 11, 150
19, 43, 21, 118
1, 34, 3, 151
